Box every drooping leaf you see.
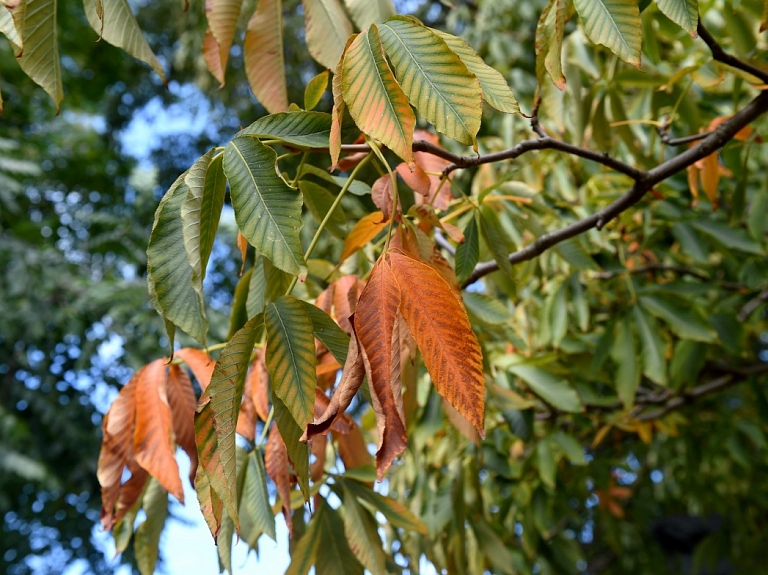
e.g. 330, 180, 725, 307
379, 16, 482, 146
196, 315, 263, 530
389, 250, 486, 434
203, 0, 243, 78
612, 316, 640, 408
413, 129, 453, 209
133, 359, 184, 502
302, 0, 354, 69
370, 174, 397, 222
265, 423, 294, 533
147, 173, 208, 346
133, 478, 168, 575
315, 500, 365, 575
536, 0, 568, 90
632, 305, 667, 386
202, 27, 226, 85
396, 162, 431, 196
509, 365, 583, 413
700, 151, 720, 208
244, 450, 276, 541
109, 462, 148, 534
223, 136, 307, 277
330, 37, 354, 169
344, 0, 394, 30
340, 211, 388, 262
690, 220, 763, 255
228, 267, 253, 339
342, 476, 428, 534
656, 0, 698, 37
217, 510, 235, 574
639, 295, 717, 342
432, 27, 521, 114
573, 0, 642, 66
16, 0, 62, 109
455, 213, 480, 284
342, 27, 416, 165
265, 295, 317, 429
301, 301, 351, 364
273, 390, 310, 498
84, 0, 165, 82
175, 347, 216, 391
240, 111, 334, 148
195, 464, 224, 540
165, 365, 198, 482
245, 0, 288, 113
300, 180, 348, 238
479, 204, 514, 278
284, 496, 325, 575
304, 69, 329, 111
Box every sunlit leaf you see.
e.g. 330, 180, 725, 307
175, 347, 215, 391
536, 0, 568, 90
304, 69, 329, 111
244, 450, 276, 541
656, 0, 698, 37
245, 0, 288, 113
573, 0, 642, 66
203, 0, 243, 78
509, 365, 583, 413
195, 464, 223, 539
165, 365, 198, 483
302, 0, 354, 69
379, 16, 482, 146
223, 136, 307, 277
340, 211, 388, 262
344, 0, 394, 30
342, 27, 416, 165
16, 0, 62, 108
241, 111, 335, 150
455, 213, 479, 284
0, 5, 23, 55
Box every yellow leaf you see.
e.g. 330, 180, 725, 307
340, 211, 388, 262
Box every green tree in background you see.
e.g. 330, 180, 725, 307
3, 1, 768, 574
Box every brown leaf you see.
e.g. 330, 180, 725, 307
133, 359, 184, 503
310, 434, 327, 482
413, 129, 453, 209
250, 351, 270, 422
302, 334, 366, 441
332, 274, 366, 334
389, 251, 485, 436
355, 258, 408, 478
396, 162, 431, 196
337, 423, 373, 473
175, 348, 215, 391
166, 365, 198, 483
109, 461, 149, 531
335, 151, 370, 173
265, 424, 293, 534
371, 174, 397, 222
235, 378, 257, 442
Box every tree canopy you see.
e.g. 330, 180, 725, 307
3, 0, 768, 574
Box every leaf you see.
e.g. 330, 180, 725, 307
300, 180, 348, 238
371, 174, 397, 222
134, 478, 168, 575
632, 305, 667, 386
241, 111, 334, 148
479, 204, 514, 277
551, 432, 587, 465
573, 0, 642, 66
175, 347, 216, 391
304, 70, 329, 110
195, 464, 224, 540
389, 251, 486, 434
0, 3, 23, 55
330, 37, 353, 169
690, 220, 763, 255
284, 497, 324, 575
344, 0, 394, 30
537, 440, 556, 489
203, 0, 243, 78
301, 301, 351, 364
245, 0, 288, 113
182, 150, 226, 295
432, 27, 521, 114
265, 295, 317, 429
413, 129, 453, 209
612, 317, 639, 408
302, 0, 354, 69
202, 27, 226, 85
16, 0, 62, 109
244, 450, 276, 541
379, 17, 482, 146
700, 152, 720, 208
354, 259, 408, 476
509, 365, 583, 413
656, 0, 698, 37
342, 477, 428, 534
463, 292, 510, 325
165, 365, 198, 483
196, 315, 263, 529
340, 211, 388, 262
265, 423, 293, 534
223, 136, 307, 277
536, 0, 568, 90
133, 359, 184, 502
110, 462, 149, 534
84, 0, 165, 82
639, 295, 717, 342
342, 27, 416, 165
300, 165, 371, 196
315, 501, 364, 575
147, 172, 208, 346
395, 162, 431, 196
338, 483, 388, 575
228, 267, 253, 339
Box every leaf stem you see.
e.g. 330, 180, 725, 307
257, 406, 275, 447
291, 152, 309, 187
366, 139, 399, 251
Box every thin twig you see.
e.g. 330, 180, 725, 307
738, 286, 768, 322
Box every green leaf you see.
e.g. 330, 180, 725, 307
632, 305, 667, 386
315, 501, 364, 575
245, 0, 288, 114
432, 27, 520, 114
342, 27, 416, 165
537, 439, 556, 489
17, 0, 63, 109
0, 4, 23, 55
300, 180, 348, 238
147, 172, 208, 346
198, 314, 263, 529
301, 301, 351, 364
639, 295, 717, 342
669, 339, 706, 389
300, 164, 372, 196
509, 365, 583, 413
612, 316, 639, 408
84, 0, 165, 81
536, 0, 568, 90
285, 498, 324, 575
182, 150, 226, 291
690, 220, 763, 255
556, 238, 599, 271
342, 477, 429, 534
455, 213, 479, 284
304, 70, 329, 110
551, 432, 586, 465
266, 295, 316, 431
223, 136, 307, 277
244, 450, 276, 541
134, 479, 168, 575
227, 267, 253, 339
247, 256, 293, 320
655, 0, 698, 36
573, 0, 642, 66
272, 392, 310, 498
479, 204, 514, 277
217, 510, 234, 574
338, 483, 388, 575
240, 111, 334, 148
463, 292, 510, 325
344, 0, 394, 29
471, 518, 518, 575
302, 0, 354, 69
379, 16, 482, 146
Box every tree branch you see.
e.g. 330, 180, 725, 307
738, 285, 768, 322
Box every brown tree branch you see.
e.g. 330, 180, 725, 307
737, 286, 768, 322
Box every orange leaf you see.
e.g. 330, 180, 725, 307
166, 365, 198, 484
340, 211, 388, 263
175, 348, 215, 391
237, 231, 248, 275
389, 250, 485, 436
335, 151, 369, 173
310, 434, 327, 482
250, 351, 270, 422
700, 152, 720, 209
396, 162, 431, 196
337, 422, 373, 473
355, 258, 408, 478
202, 28, 225, 86
235, 379, 257, 442
204, 0, 242, 80
333, 274, 366, 334
302, 333, 366, 441
316, 356, 343, 376
371, 174, 397, 222
133, 359, 184, 502
244, 0, 288, 114
265, 423, 293, 534
708, 115, 753, 141
686, 164, 699, 206
413, 129, 453, 209
109, 462, 149, 531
